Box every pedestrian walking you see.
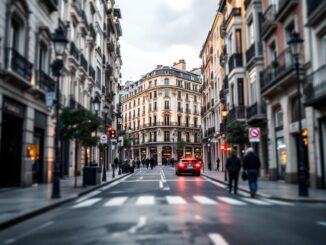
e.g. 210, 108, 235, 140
114, 157, 119, 170
150, 156, 155, 170
216, 157, 220, 171
170, 158, 175, 167
226, 149, 241, 195
208, 161, 212, 171
243, 146, 261, 198
146, 158, 150, 169
136, 158, 141, 169
142, 158, 145, 167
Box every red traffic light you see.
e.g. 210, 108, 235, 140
107, 127, 112, 134
220, 144, 227, 151
110, 129, 116, 138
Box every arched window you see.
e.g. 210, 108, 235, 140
164, 78, 170, 85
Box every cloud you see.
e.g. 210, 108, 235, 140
117, 0, 218, 82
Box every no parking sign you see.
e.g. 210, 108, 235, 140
249, 128, 260, 142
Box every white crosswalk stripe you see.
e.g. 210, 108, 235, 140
104, 197, 128, 206
218, 196, 247, 205
261, 198, 294, 206
241, 198, 272, 205
136, 196, 155, 205
72, 198, 102, 208
193, 196, 218, 205
166, 196, 187, 204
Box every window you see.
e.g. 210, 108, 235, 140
149, 103, 152, 111
154, 80, 157, 86
186, 117, 189, 127
248, 21, 254, 46
268, 41, 277, 64
96, 66, 101, 84
39, 42, 48, 71
275, 108, 283, 128
149, 117, 152, 125
194, 118, 197, 128
186, 94, 189, 100
164, 115, 170, 125
194, 133, 198, 143
186, 132, 190, 142
153, 132, 157, 142
164, 101, 169, 109
164, 131, 170, 142
164, 89, 170, 97
194, 95, 197, 102
164, 78, 170, 85
322, 34, 326, 65
154, 115, 157, 125
178, 131, 182, 141
249, 73, 257, 105
149, 92, 152, 99
154, 91, 157, 98
236, 29, 242, 53
11, 19, 21, 51
133, 100, 136, 106
178, 102, 182, 111
178, 116, 181, 126
154, 102, 157, 110
178, 91, 182, 99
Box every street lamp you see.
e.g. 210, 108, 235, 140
288, 31, 308, 197
51, 26, 68, 198
221, 107, 229, 182
102, 104, 109, 181
172, 130, 176, 160
92, 96, 101, 166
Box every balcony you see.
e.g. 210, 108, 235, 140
80, 10, 90, 31
107, 39, 115, 53
260, 48, 298, 95
43, 0, 58, 12
226, 8, 242, 25
4, 48, 33, 86
305, 64, 326, 108
70, 42, 79, 62
211, 99, 214, 108
80, 54, 88, 72
228, 105, 246, 122
276, 0, 298, 22
88, 65, 95, 81
185, 108, 191, 114
246, 102, 267, 122
35, 70, 55, 92
306, 0, 326, 27
246, 42, 263, 68
261, 4, 277, 40
89, 24, 96, 41
228, 53, 243, 73
204, 127, 215, 138
219, 45, 227, 64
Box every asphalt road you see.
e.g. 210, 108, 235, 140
0, 166, 326, 245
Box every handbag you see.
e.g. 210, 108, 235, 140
241, 171, 248, 181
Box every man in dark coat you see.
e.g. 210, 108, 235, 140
150, 157, 155, 170
146, 158, 150, 169
243, 147, 261, 198
226, 149, 242, 195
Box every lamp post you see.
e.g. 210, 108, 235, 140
102, 104, 109, 181
51, 26, 68, 198
288, 32, 308, 197
221, 107, 229, 182
92, 96, 101, 166
172, 130, 176, 160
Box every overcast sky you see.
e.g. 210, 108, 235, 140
117, 0, 218, 83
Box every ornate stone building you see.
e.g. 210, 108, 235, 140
121, 60, 202, 164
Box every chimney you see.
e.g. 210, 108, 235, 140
173, 59, 186, 71
156, 64, 163, 69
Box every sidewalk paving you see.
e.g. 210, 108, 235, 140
0, 170, 129, 230
202, 170, 326, 202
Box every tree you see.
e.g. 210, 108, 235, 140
60, 107, 102, 168
226, 120, 248, 159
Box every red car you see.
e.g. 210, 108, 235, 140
175, 159, 202, 176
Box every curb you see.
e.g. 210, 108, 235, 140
202, 173, 326, 203
0, 173, 131, 231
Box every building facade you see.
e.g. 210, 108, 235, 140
121, 60, 202, 164
0, 0, 122, 187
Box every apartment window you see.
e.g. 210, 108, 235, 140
186, 132, 190, 142
248, 21, 254, 46
143, 96, 145, 103
236, 29, 242, 53
238, 79, 244, 106
164, 78, 170, 85
38, 42, 48, 71
178, 91, 182, 99
149, 92, 152, 99
154, 102, 157, 110
138, 98, 140, 105
194, 95, 197, 102
194, 118, 197, 128
96, 66, 101, 84
149, 117, 152, 126
142, 133, 145, 143
178, 131, 182, 141
154, 91, 157, 98
153, 132, 157, 142
249, 73, 257, 105
322, 34, 326, 65
149, 81, 152, 88
186, 117, 189, 127
194, 133, 198, 143
154, 80, 157, 86
129, 102, 131, 109
138, 108, 140, 116
186, 94, 189, 100
133, 100, 136, 106
178, 116, 181, 126
164, 115, 170, 126
178, 102, 181, 111
164, 89, 170, 97
268, 41, 277, 64
149, 103, 152, 111
164, 131, 170, 142
275, 108, 283, 128
154, 115, 157, 125
164, 101, 169, 109
228, 34, 233, 54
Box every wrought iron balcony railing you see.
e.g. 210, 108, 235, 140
5, 48, 33, 82
35, 70, 55, 92
228, 53, 243, 73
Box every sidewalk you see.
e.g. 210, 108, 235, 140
202, 170, 326, 202
0, 170, 130, 230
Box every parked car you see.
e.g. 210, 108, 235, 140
175, 159, 202, 176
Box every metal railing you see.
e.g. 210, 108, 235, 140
228, 53, 243, 73
228, 105, 246, 122
262, 4, 277, 35
80, 54, 88, 72
70, 42, 79, 61
305, 64, 326, 106
36, 70, 55, 92
5, 48, 33, 82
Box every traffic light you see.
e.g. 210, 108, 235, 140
107, 127, 112, 134
220, 144, 226, 151
110, 129, 116, 138
302, 129, 308, 146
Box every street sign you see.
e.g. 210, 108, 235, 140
46, 92, 55, 107
100, 134, 108, 144
249, 127, 260, 142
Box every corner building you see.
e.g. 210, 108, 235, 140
121, 60, 202, 164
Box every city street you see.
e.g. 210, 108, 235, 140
0, 167, 325, 245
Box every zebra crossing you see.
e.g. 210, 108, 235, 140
72, 194, 294, 209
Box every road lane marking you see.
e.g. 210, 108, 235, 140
218, 196, 247, 205
206, 179, 226, 188
159, 180, 163, 188
261, 198, 294, 206
160, 168, 167, 183
129, 216, 147, 234
104, 197, 128, 206
163, 187, 170, 191
241, 198, 271, 205
317, 221, 326, 226
238, 191, 251, 197
4, 221, 54, 244
166, 196, 187, 204
72, 198, 102, 208
139, 176, 144, 180
100, 175, 131, 190
193, 196, 218, 205
208, 233, 229, 245
75, 190, 102, 203
136, 196, 155, 205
